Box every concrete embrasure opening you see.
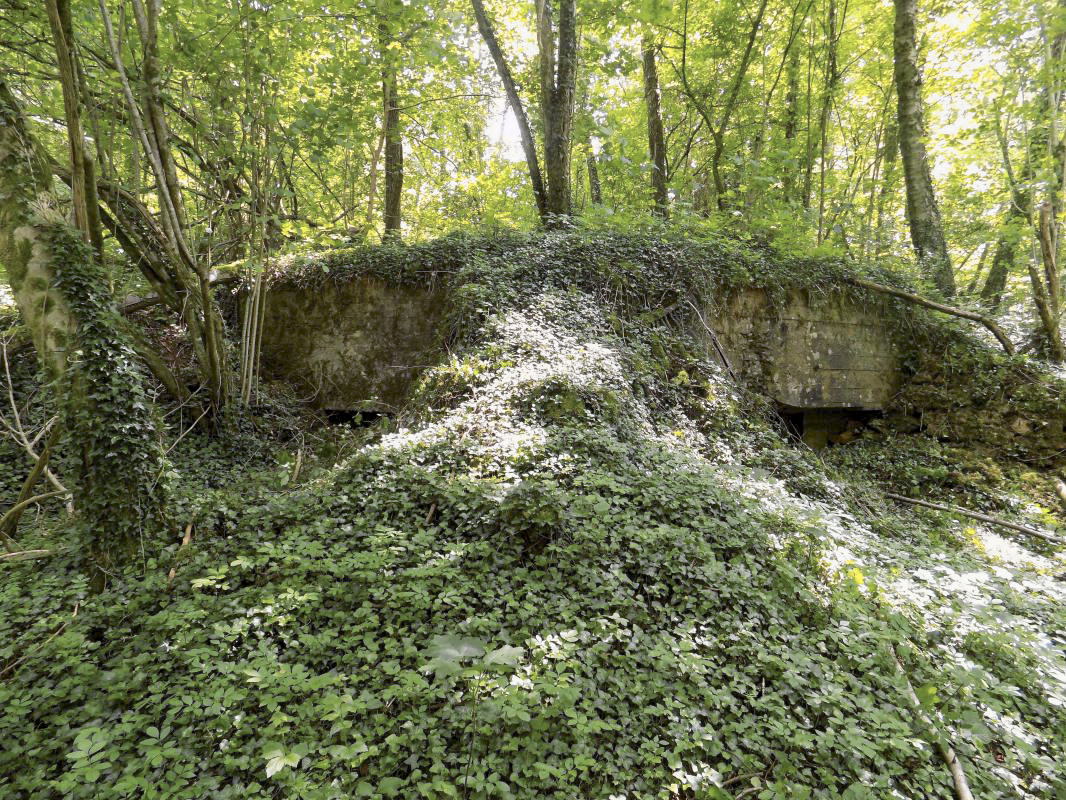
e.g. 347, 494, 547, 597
323, 409, 393, 428
780, 407, 882, 449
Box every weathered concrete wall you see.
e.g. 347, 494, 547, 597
704, 288, 902, 409
260, 281, 903, 414
258, 277, 447, 410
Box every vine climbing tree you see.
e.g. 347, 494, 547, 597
0, 80, 167, 585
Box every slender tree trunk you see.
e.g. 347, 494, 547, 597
706, 0, 768, 208
816, 0, 842, 243
45, 0, 104, 258
382, 70, 403, 238
859, 117, 886, 261
379, 14, 403, 240
642, 35, 669, 218
1, 80, 167, 585
802, 15, 815, 209
874, 118, 899, 256
1029, 202, 1065, 360
586, 143, 602, 205
470, 0, 548, 222
783, 33, 802, 203
366, 127, 385, 229
892, 0, 955, 295
536, 0, 578, 222
101, 0, 233, 410
982, 190, 1029, 308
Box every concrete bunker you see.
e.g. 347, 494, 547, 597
256, 276, 449, 413
700, 288, 904, 448
256, 280, 907, 447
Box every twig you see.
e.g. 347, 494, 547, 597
846, 276, 1015, 356
885, 492, 1065, 546
1, 425, 63, 543
0, 616, 70, 678
722, 771, 763, 788
685, 298, 739, 382
165, 405, 210, 454
1, 340, 70, 503
890, 645, 975, 800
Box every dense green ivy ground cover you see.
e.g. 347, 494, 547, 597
2, 232, 1065, 798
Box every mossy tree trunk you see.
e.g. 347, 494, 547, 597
892, 0, 955, 296
382, 67, 403, 239
642, 36, 669, 219
1, 80, 167, 585
536, 0, 578, 223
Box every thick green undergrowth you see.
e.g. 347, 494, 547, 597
2, 231, 1065, 799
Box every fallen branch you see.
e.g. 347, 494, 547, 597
885, 492, 1065, 546
5, 274, 242, 358
165, 405, 211, 455
847, 277, 1015, 356
290, 447, 303, 484
890, 645, 975, 800
120, 273, 239, 316
0, 549, 54, 562
0, 490, 66, 543
1, 425, 62, 542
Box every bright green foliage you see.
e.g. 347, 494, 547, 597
2, 233, 1063, 798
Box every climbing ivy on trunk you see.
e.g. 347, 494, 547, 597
1, 80, 166, 585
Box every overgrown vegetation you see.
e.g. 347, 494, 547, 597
2, 232, 1065, 798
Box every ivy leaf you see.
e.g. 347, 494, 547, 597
263, 746, 301, 778
482, 644, 524, 670
423, 634, 486, 663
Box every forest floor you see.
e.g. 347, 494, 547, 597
1, 232, 1065, 799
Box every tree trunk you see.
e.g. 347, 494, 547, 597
874, 118, 899, 256
642, 36, 669, 218
100, 0, 233, 411
782, 32, 802, 203
382, 31, 403, 238
536, 0, 578, 222
1029, 203, 1065, 360
45, 0, 104, 259
1, 80, 167, 586
816, 0, 842, 243
470, 0, 548, 222
892, 0, 955, 295
678, 0, 767, 210
981, 196, 1028, 308
586, 144, 602, 205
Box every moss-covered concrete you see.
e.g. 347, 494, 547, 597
258, 276, 448, 410
707, 288, 902, 410
262, 280, 907, 415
